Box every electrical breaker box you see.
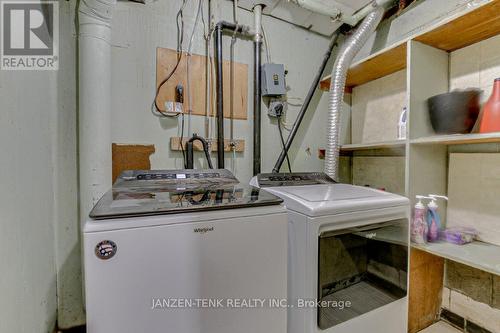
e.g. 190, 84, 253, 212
261, 63, 286, 96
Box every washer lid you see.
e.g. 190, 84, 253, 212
89, 169, 283, 220
263, 184, 409, 217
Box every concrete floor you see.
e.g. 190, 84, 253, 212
420, 321, 462, 333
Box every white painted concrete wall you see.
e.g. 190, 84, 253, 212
109, 0, 333, 182
0, 28, 58, 333
54, 1, 82, 329
450, 33, 500, 102
0, 1, 80, 331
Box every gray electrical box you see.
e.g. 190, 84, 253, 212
261, 63, 286, 96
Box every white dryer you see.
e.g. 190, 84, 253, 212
83, 169, 288, 333
253, 173, 410, 333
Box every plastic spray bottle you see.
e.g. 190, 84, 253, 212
426, 195, 449, 242
411, 196, 431, 244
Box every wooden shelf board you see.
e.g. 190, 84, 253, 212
412, 241, 500, 276
410, 132, 500, 145
415, 0, 500, 51
320, 0, 500, 91
320, 43, 407, 91
340, 140, 406, 151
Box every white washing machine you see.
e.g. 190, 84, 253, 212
253, 173, 410, 333
83, 169, 288, 333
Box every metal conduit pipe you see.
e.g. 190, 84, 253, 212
214, 21, 252, 169
272, 33, 339, 173
253, 4, 263, 176
324, 6, 385, 180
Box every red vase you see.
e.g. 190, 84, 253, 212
480, 78, 500, 133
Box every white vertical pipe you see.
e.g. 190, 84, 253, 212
254, 4, 262, 42
78, 0, 116, 223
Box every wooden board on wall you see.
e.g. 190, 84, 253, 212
170, 137, 244, 152
112, 144, 155, 182
408, 248, 445, 333
447, 153, 500, 247
156, 47, 248, 120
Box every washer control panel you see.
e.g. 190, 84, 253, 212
257, 172, 335, 187
136, 172, 221, 180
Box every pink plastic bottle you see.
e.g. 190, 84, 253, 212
411, 196, 429, 244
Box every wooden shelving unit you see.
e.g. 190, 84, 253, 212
319, 0, 500, 92
318, 2, 500, 332
414, 0, 500, 52
412, 241, 500, 276
320, 42, 407, 91
411, 132, 500, 145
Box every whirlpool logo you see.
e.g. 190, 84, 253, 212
194, 226, 214, 234
95, 240, 117, 260
1, 1, 59, 70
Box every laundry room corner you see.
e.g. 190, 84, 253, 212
3, 0, 500, 333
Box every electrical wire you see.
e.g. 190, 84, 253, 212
151, 0, 188, 117
277, 114, 292, 172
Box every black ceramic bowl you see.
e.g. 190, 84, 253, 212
427, 89, 481, 134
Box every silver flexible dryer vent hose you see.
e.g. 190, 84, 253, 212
324, 6, 385, 180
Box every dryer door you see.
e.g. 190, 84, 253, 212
317, 218, 409, 329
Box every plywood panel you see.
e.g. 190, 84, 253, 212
415, 0, 500, 52
156, 48, 248, 119
170, 137, 244, 152
351, 70, 406, 144
408, 249, 444, 333
447, 153, 500, 246
112, 144, 155, 182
